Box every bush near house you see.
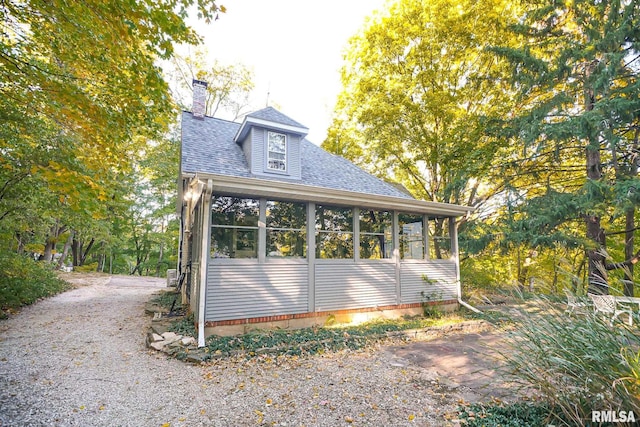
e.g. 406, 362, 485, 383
0, 251, 71, 318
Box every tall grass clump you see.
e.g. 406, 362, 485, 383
501, 295, 640, 426
0, 251, 71, 318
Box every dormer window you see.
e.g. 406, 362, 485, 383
267, 131, 287, 172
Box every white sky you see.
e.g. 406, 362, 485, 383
190, 0, 387, 144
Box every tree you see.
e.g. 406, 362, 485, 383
0, 0, 223, 267
491, 0, 640, 294
166, 48, 255, 120
323, 0, 521, 238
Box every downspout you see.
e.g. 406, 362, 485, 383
198, 179, 213, 347
450, 216, 482, 314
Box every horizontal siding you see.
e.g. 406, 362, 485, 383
315, 263, 396, 311
400, 261, 457, 304
206, 264, 308, 321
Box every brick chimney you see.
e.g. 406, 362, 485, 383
192, 79, 207, 119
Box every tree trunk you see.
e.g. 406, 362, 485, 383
623, 208, 635, 296
56, 231, 74, 270
584, 61, 608, 295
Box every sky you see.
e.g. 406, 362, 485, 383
189, 0, 388, 144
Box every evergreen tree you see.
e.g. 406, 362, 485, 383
491, 0, 640, 294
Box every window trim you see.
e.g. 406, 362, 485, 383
266, 131, 287, 173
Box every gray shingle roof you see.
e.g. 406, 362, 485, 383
246, 107, 308, 129
181, 111, 413, 200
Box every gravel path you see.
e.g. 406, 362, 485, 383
0, 274, 462, 427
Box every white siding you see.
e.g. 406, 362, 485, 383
315, 263, 396, 311
400, 260, 457, 304
206, 263, 308, 321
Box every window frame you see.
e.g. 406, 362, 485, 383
210, 196, 260, 259
265, 200, 307, 259
315, 204, 355, 260
266, 131, 287, 173
358, 209, 393, 260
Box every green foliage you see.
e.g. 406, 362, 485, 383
0, 0, 221, 276
168, 313, 197, 337
458, 402, 554, 427
499, 296, 640, 425
204, 316, 464, 359
0, 252, 71, 318
151, 290, 181, 309
73, 262, 99, 273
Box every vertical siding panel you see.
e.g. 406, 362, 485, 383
206, 263, 308, 321
400, 261, 457, 304
289, 135, 302, 179
315, 263, 396, 311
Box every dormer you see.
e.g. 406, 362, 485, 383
233, 107, 308, 180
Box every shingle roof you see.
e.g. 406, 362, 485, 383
246, 106, 308, 129
181, 111, 413, 200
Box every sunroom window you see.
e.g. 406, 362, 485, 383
359, 209, 393, 259
316, 205, 354, 259
398, 213, 424, 260
210, 196, 259, 258
266, 200, 306, 258
429, 217, 451, 259
267, 131, 286, 171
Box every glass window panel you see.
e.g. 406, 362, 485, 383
211, 197, 259, 227
315, 205, 354, 259
360, 210, 393, 259
211, 196, 259, 259
267, 230, 306, 258
211, 228, 257, 259
267, 132, 287, 171
316, 232, 354, 259
266, 201, 307, 258
429, 217, 451, 259
398, 213, 424, 260
316, 205, 353, 232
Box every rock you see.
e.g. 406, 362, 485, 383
181, 336, 196, 346
151, 324, 169, 336
150, 341, 166, 351
148, 333, 163, 343
185, 352, 208, 364
161, 332, 181, 342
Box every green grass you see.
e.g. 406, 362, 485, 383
0, 252, 72, 318
204, 314, 468, 359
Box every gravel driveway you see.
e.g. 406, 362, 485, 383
0, 274, 484, 427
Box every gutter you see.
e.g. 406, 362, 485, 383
458, 297, 482, 314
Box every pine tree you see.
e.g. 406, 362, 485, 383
492, 0, 640, 294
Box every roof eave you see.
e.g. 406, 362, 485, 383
181, 172, 474, 217
233, 116, 309, 143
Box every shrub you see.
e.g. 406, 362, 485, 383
0, 251, 71, 318
498, 296, 640, 426
458, 402, 553, 427
73, 262, 98, 272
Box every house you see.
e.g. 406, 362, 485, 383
178, 80, 474, 345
